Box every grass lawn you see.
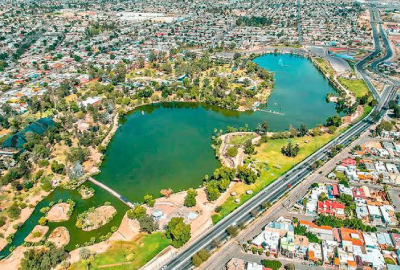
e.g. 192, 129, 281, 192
337, 77, 369, 99
314, 58, 334, 77
212, 133, 334, 224
385, 257, 396, 265
229, 134, 256, 146
359, 104, 372, 121
71, 232, 171, 270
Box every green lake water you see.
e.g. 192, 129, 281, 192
95, 53, 338, 203
0, 53, 338, 257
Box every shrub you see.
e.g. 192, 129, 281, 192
8, 204, 21, 219
226, 226, 238, 237
261, 259, 282, 270
0, 216, 6, 227
184, 188, 197, 207
127, 205, 146, 220
38, 217, 47, 226
40, 207, 50, 214
32, 231, 42, 238
226, 147, 238, 157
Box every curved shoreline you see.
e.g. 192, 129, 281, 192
0, 50, 343, 264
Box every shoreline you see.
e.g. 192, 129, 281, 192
0, 50, 351, 265
0, 188, 50, 254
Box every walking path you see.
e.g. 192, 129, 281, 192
87, 177, 135, 208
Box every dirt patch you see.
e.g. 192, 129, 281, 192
47, 227, 70, 247
109, 213, 140, 241
46, 203, 70, 222
364, 140, 383, 149
24, 225, 49, 243
0, 246, 29, 269
76, 205, 117, 231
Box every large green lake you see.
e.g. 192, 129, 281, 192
0, 53, 337, 257
95, 53, 338, 203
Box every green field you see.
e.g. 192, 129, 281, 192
212, 133, 334, 224
337, 77, 369, 98
359, 104, 372, 121
314, 57, 334, 77
229, 134, 256, 146
71, 232, 171, 270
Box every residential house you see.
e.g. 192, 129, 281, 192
377, 232, 394, 250
367, 205, 383, 226
299, 220, 334, 241
391, 233, 400, 250
294, 235, 309, 259
380, 205, 398, 226
308, 242, 323, 263
280, 231, 295, 257
252, 230, 280, 255
322, 239, 339, 264
318, 200, 346, 219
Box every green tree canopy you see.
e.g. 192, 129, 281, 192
165, 217, 191, 248
184, 188, 197, 207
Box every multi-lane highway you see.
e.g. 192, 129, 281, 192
355, 8, 382, 100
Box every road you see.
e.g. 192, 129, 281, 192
297, 0, 302, 44
355, 8, 382, 100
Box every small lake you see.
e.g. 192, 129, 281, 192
0, 53, 338, 257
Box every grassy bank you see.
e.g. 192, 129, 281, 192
314, 57, 334, 77
337, 77, 369, 98
229, 134, 257, 146
211, 133, 334, 224
337, 77, 372, 120
70, 232, 171, 270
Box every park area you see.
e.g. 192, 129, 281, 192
212, 133, 334, 224
70, 232, 171, 270
337, 77, 369, 98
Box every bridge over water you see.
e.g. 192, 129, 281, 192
87, 177, 135, 208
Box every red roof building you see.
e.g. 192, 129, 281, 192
332, 184, 340, 197
341, 158, 356, 167
318, 200, 345, 218
352, 188, 366, 199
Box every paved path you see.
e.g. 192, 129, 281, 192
87, 177, 135, 208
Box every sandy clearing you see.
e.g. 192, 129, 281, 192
24, 225, 49, 243
47, 203, 70, 222
364, 140, 383, 149
0, 246, 29, 269
47, 227, 70, 247
79, 205, 117, 231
